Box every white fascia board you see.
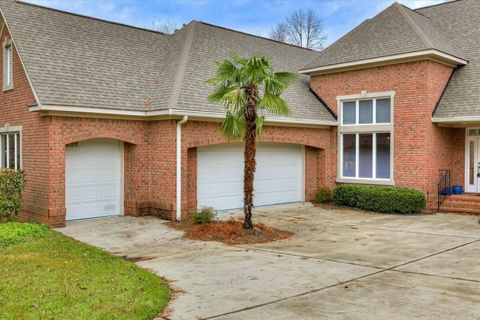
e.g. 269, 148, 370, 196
300, 50, 468, 75
432, 116, 480, 124
30, 105, 338, 127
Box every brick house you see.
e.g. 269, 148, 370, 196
0, 0, 477, 227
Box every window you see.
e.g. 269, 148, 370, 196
3, 37, 13, 91
342, 98, 391, 125
0, 132, 21, 170
339, 93, 394, 183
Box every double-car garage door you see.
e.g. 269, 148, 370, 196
197, 143, 304, 210
65, 140, 303, 220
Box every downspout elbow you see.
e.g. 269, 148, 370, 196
176, 116, 188, 221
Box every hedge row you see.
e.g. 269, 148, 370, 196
0, 169, 25, 221
333, 184, 425, 214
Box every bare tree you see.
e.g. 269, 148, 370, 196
270, 9, 327, 50
149, 19, 179, 34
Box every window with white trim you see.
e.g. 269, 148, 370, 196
339, 96, 393, 182
3, 37, 13, 91
0, 132, 21, 170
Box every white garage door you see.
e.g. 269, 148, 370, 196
66, 139, 122, 220
198, 143, 303, 210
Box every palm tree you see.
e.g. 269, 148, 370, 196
207, 53, 297, 229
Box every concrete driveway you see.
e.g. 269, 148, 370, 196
57, 204, 480, 320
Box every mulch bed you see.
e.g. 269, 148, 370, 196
167, 218, 292, 245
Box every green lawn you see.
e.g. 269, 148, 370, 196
0, 223, 170, 320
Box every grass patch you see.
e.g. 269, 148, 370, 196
0, 223, 49, 247
169, 218, 291, 245
0, 223, 170, 320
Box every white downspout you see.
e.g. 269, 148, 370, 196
176, 116, 188, 221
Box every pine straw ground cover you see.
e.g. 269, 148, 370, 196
168, 218, 292, 245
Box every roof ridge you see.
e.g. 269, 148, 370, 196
300, 18, 372, 70
415, 0, 463, 11
14, 0, 168, 36
395, 3, 435, 49
193, 21, 317, 53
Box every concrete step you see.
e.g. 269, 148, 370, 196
439, 206, 480, 215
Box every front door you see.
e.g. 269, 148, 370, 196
465, 129, 480, 193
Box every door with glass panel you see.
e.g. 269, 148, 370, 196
466, 129, 480, 193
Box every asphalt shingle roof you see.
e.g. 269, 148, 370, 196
0, 0, 336, 124
303, 2, 466, 70
417, 0, 480, 119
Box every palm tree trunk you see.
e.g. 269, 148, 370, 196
243, 85, 258, 230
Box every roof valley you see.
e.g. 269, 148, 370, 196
166, 23, 197, 110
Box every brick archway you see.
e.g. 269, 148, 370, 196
63, 132, 140, 146
181, 121, 336, 213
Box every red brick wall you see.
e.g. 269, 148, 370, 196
181, 121, 336, 213
311, 60, 457, 209
0, 27, 53, 224
46, 117, 152, 226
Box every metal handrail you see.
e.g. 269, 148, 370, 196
437, 169, 451, 211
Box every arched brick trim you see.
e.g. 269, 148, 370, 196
183, 121, 332, 150
181, 120, 337, 213
63, 132, 140, 145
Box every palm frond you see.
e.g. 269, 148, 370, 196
206, 59, 240, 85
255, 115, 265, 135
258, 92, 291, 116
220, 112, 246, 141
208, 87, 230, 103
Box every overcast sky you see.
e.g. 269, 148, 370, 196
25, 0, 445, 46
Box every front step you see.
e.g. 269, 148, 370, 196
440, 194, 480, 215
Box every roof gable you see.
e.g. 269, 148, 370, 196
170, 22, 335, 123
0, 0, 336, 125
417, 0, 480, 121
302, 2, 465, 72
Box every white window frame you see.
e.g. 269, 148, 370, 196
0, 125, 22, 170
337, 91, 395, 185
3, 36, 13, 91
465, 128, 480, 193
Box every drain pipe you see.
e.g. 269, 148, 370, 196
176, 116, 188, 221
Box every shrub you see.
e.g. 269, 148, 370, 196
192, 207, 217, 224
333, 184, 426, 214
0, 169, 25, 221
0, 223, 49, 247
315, 188, 331, 203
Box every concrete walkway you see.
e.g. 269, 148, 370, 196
57, 205, 480, 320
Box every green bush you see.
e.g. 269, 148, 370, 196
0, 223, 49, 247
192, 207, 217, 224
333, 184, 426, 214
315, 188, 331, 203
0, 169, 25, 221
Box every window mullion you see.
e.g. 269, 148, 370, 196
0, 134, 2, 168
372, 133, 377, 179
355, 133, 359, 178
14, 133, 17, 170
6, 134, 9, 169
355, 100, 359, 125
373, 99, 376, 124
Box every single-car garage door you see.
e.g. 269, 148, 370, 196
197, 143, 303, 210
66, 139, 122, 220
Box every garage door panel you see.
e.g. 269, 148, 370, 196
66, 139, 122, 221
198, 143, 303, 210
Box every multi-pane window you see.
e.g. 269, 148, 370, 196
340, 96, 393, 182
0, 132, 21, 170
341, 98, 391, 125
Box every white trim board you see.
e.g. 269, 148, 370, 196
30, 105, 338, 128
300, 50, 468, 75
